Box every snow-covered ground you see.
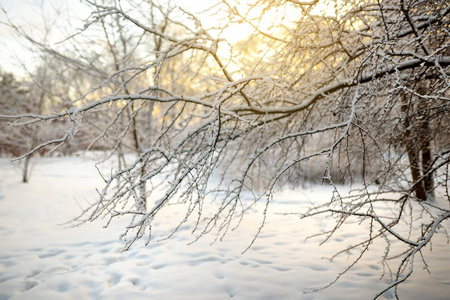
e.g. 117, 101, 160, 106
0, 155, 449, 299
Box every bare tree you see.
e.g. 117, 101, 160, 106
1, 0, 449, 298
0, 70, 34, 160
0, 67, 59, 182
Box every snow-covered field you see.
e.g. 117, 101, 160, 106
0, 155, 449, 299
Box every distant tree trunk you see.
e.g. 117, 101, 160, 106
402, 94, 430, 201
22, 89, 46, 183
407, 139, 427, 201
420, 112, 435, 200
22, 151, 31, 183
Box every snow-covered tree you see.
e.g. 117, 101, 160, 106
2, 0, 449, 297
0, 70, 33, 159
0, 68, 53, 182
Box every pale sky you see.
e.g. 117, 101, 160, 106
0, 0, 241, 76
0, 0, 90, 76
0, 0, 328, 76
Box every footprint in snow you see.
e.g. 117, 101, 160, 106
56, 281, 72, 293
108, 273, 122, 287
24, 269, 42, 279
38, 249, 65, 259
20, 280, 39, 292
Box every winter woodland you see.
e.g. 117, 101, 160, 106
0, 0, 449, 298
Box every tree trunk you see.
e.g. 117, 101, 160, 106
22, 153, 31, 183
406, 146, 427, 201
401, 94, 428, 201
421, 126, 434, 200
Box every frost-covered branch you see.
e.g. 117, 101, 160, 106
3, 0, 449, 297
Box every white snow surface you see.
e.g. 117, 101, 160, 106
0, 155, 449, 299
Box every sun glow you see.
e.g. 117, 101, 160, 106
195, 0, 340, 45
179, 0, 346, 80
311, 0, 338, 17
220, 4, 291, 44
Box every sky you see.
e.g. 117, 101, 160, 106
0, 0, 249, 76
0, 0, 333, 77
0, 0, 90, 75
